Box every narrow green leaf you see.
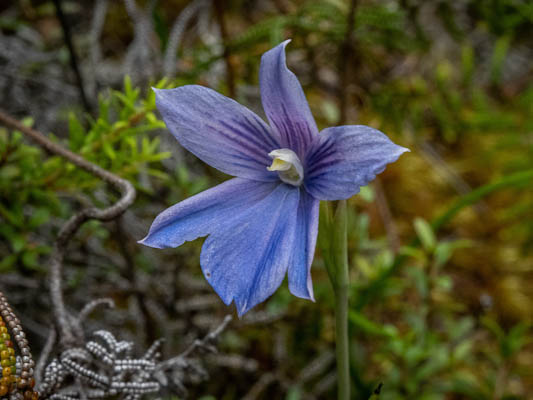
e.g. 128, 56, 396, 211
414, 217, 436, 251
349, 311, 397, 338
0, 254, 17, 271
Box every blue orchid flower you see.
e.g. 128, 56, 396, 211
139, 40, 409, 316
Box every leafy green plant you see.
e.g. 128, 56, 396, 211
0, 77, 171, 274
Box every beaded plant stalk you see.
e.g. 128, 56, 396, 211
0, 292, 38, 400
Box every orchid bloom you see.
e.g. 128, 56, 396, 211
139, 40, 409, 316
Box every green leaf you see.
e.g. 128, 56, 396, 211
414, 218, 436, 251
146, 152, 171, 162
368, 383, 383, 399
461, 44, 475, 87
349, 311, 397, 338
321, 100, 340, 124
11, 235, 26, 253
21, 117, 34, 127
0, 254, 17, 272
147, 168, 170, 180
285, 387, 302, 400
399, 245, 426, 261
449, 317, 475, 341
407, 266, 429, 298
0, 203, 23, 227
432, 170, 533, 231
68, 112, 86, 150
103, 141, 116, 160
413, 346, 448, 381
21, 251, 39, 269
490, 35, 511, 84
359, 185, 375, 202
0, 164, 20, 180
453, 340, 473, 361
29, 208, 51, 229
501, 322, 531, 358
434, 239, 472, 268
269, 16, 286, 47
481, 316, 505, 340
435, 275, 452, 291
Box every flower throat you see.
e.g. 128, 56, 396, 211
267, 148, 304, 186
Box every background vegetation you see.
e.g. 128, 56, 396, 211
0, 0, 532, 399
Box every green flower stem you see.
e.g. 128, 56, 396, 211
318, 200, 351, 399
332, 199, 350, 400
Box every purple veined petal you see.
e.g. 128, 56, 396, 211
200, 183, 300, 316
260, 40, 318, 159
304, 125, 409, 200
139, 178, 278, 249
155, 85, 281, 181
287, 189, 319, 301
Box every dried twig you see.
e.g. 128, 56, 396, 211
163, 0, 210, 77
313, 371, 337, 397
52, 0, 92, 113
0, 110, 136, 348
207, 354, 258, 373
123, 0, 160, 84
297, 350, 335, 384
418, 141, 488, 214
373, 178, 400, 253
36, 326, 58, 384
338, 0, 359, 125
78, 299, 115, 325
88, 0, 109, 97
159, 315, 232, 366
242, 373, 276, 400
213, 0, 235, 97
153, 315, 232, 397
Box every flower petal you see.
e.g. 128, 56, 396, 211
305, 125, 409, 200
288, 189, 319, 301
155, 85, 280, 181
139, 178, 278, 249
200, 183, 300, 316
260, 40, 318, 158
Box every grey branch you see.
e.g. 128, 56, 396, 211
163, 0, 210, 77
154, 315, 232, 397
88, 0, 109, 98
78, 299, 116, 326
35, 326, 58, 384
159, 315, 232, 367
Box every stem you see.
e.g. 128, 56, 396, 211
333, 200, 350, 400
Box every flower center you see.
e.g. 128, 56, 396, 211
266, 148, 304, 186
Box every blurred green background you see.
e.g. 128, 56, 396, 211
0, 0, 532, 399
